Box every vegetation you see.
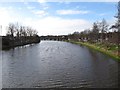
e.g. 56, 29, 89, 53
66, 1, 120, 61
1, 23, 40, 50
67, 40, 120, 61
6, 22, 38, 37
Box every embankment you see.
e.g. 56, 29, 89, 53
1, 36, 40, 50
66, 40, 120, 61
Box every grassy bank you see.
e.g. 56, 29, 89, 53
66, 40, 120, 61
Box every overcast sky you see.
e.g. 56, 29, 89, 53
0, 0, 118, 36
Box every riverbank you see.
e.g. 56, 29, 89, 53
66, 40, 120, 61
1, 36, 40, 50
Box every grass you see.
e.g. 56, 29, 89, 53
65, 40, 120, 61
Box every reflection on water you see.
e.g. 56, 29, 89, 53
1, 41, 119, 88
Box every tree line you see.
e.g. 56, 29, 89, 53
6, 23, 38, 38
1, 23, 40, 49
68, 1, 120, 45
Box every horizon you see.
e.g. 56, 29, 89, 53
0, 1, 118, 36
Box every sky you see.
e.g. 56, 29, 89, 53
0, 0, 119, 36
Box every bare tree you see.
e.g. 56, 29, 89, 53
26, 27, 33, 36
99, 19, 109, 42
115, 1, 120, 49
6, 23, 16, 37
6, 22, 39, 44
91, 22, 100, 42
14, 22, 21, 37
33, 29, 38, 36
116, 1, 120, 31
19, 26, 24, 37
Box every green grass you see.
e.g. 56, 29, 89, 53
66, 40, 120, 61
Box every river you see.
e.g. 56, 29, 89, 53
1, 40, 119, 88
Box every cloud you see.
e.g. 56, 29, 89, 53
0, 2, 96, 36
37, 0, 47, 3
23, 16, 92, 35
32, 10, 48, 17
37, 1, 50, 10
24, 2, 35, 10
99, 13, 107, 16
0, 7, 32, 35
58, 1, 71, 4
0, 8, 12, 35
42, 5, 49, 10
56, 10, 90, 15
23, 1, 29, 5
18, 7, 22, 10
0, 0, 119, 2
27, 6, 35, 10
0, 7, 92, 36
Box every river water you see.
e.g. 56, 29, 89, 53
1, 41, 119, 88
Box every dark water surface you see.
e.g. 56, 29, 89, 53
1, 41, 119, 88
